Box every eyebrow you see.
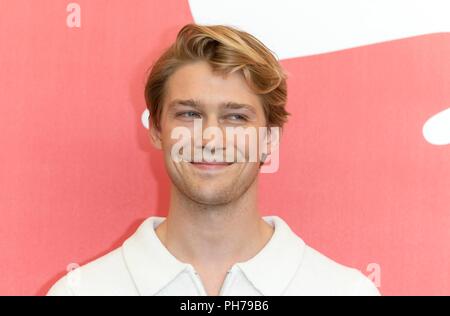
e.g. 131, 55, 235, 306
168, 98, 257, 115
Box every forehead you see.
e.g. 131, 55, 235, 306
164, 61, 262, 110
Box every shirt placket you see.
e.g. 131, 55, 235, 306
186, 265, 208, 296
186, 264, 236, 296
218, 267, 236, 296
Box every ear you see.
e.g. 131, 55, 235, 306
261, 126, 281, 160
149, 121, 162, 150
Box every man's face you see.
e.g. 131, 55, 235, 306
150, 60, 269, 205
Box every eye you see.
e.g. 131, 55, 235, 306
227, 114, 248, 121
176, 111, 201, 119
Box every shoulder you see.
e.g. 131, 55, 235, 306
286, 244, 381, 296
46, 247, 137, 296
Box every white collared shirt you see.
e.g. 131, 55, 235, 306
47, 216, 380, 296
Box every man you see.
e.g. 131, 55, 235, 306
47, 23, 380, 296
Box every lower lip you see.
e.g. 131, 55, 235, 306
190, 163, 232, 170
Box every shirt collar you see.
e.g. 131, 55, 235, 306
235, 216, 306, 296
122, 215, 306, 296
122, 216, 189, 296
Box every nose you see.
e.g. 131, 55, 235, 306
192, 116, 228, 160
197, 115, 225, 148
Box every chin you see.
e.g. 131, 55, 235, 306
190, 194, 233, 206
186, 185, 235, 205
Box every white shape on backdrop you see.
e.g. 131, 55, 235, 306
422, 107, 450, 146
188, 0, 450, 59
143, 0, 450, 148
142, 109, 150, 129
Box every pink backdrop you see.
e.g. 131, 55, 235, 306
0, 0, 449, 295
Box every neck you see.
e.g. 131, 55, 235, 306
155, 178, 274, 271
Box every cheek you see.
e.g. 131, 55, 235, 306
160, 128, 195, 163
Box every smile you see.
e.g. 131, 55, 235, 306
189, 161, 234, 170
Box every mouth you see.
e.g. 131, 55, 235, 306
189, 161, 234, 170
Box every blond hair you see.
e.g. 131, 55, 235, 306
144, 23, 290, 130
